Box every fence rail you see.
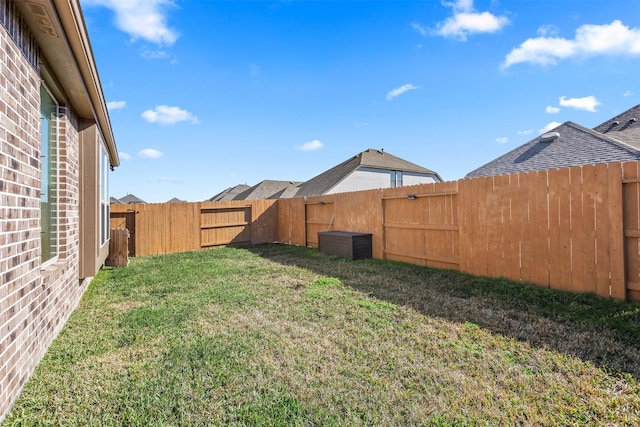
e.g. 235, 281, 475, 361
112, 161, 640, 302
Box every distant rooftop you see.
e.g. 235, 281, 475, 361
119, 194, 146, 204
208, 184, 251, 201
296, 148, 441, 197
466, 106, 640, 179
234, 180, 302, 201
593, 104, 640, 149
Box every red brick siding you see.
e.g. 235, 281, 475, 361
1, 3, 88, 421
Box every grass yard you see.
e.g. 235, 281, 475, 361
3, 243, 640, 426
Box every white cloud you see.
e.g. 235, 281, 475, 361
107, 100, 127, 111
138, 148, 164, 159
410, 22, 428, 36
119, 152, 131, 160
539, 121, 562, 133
443, 0, 473, 12
546, 106, 561, 114
435, 0, 509, 41
297, 140, 324, 152
141, 105, 200, 125
623, 91, 634, 97
83, 0, 179, 46
503, 20, 640, 68
518, 129, 534, 135
537, 25, 559, 37
141, 48, 174, 61
558, 95, 601, 112
496, 137, 508, 144
386, 84, 419, 101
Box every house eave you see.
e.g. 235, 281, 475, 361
15, 0, 119, 167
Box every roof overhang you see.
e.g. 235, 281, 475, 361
15, 0, 119, 167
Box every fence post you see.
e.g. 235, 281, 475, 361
106, 228, 130, 267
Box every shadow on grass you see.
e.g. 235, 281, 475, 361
248, 243, 640, 380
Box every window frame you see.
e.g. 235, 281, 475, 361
100, 144, 110, 246
390, 170, 403, 188
40, 84, 59, 265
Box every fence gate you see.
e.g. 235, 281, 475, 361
382, 189, 460, 270
109, 210, 136, 256
200, 206, 252, 247
305, 201, 335, 247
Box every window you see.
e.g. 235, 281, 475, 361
40, 85, 58, 262
390, 170, 403, 188
100, 145, 110, 245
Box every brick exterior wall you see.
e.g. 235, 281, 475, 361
1, 1, 88, 420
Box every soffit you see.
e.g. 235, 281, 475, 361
14, 0, 119, 166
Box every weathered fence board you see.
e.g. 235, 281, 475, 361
106, 228, 129, 267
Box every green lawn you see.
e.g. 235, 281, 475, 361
3, 244, 640, 426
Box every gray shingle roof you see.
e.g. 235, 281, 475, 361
208, 184, 251, 201
466, 121, 640, 178
593, 104, 640, 149
296, 149, 441, 197
233, 180, 302, 200
119, 194, 146, 204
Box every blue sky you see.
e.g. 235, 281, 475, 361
80, 0, 640, 203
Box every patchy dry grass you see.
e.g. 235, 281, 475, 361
3, 244, 640, 426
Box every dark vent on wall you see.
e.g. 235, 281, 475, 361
26, 2, 57, 37
0, 0, 40, 70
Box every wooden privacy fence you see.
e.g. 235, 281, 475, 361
110, 200, 278, 256
458, 163, 625, 299
278, 162, 638, 302
111, 161, 640, 302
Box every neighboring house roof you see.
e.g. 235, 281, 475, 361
167, 197, 185, 203
110, 197, 123, 204
466, 120, 640, 178
119, 194, 146, 204
593, 104, 640, 149
14, 0, 119, 167
234, 180, 302, 201
208, 184, 251, 201
296, 148, 442, 197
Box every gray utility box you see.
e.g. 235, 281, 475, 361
317, 231, 373, 260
